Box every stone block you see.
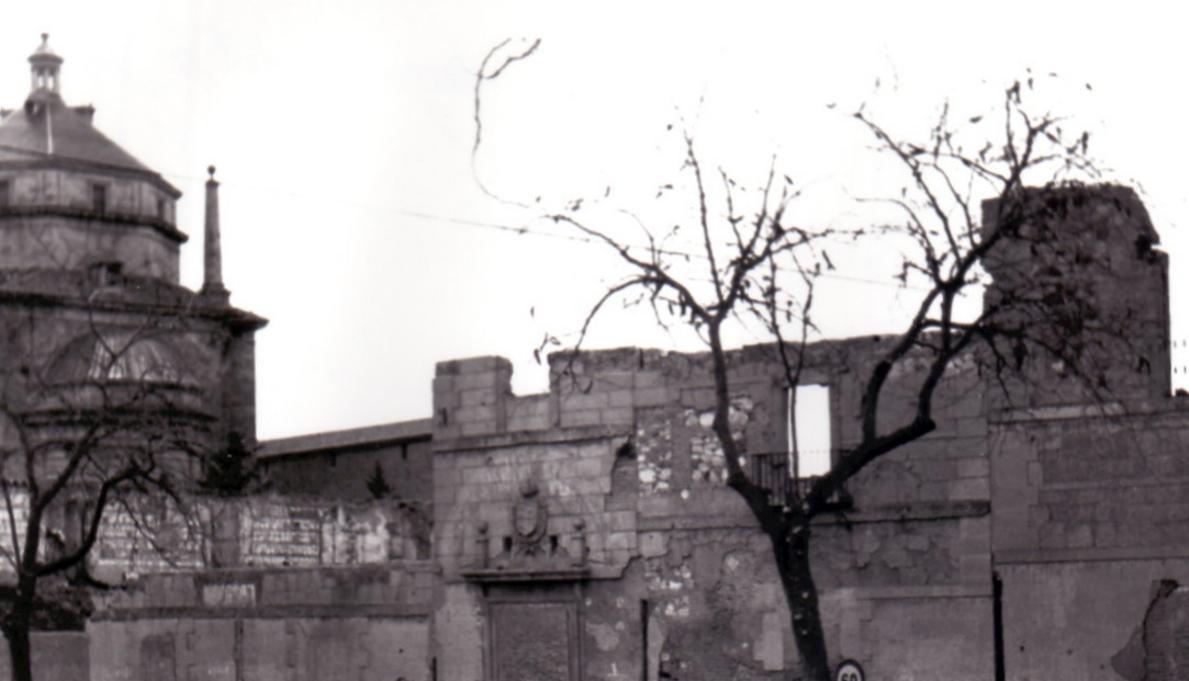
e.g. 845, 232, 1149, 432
460, 421, 499, 437
604, 510, 637, 533
589, 371, 638, 393
640, 531, 667, 558
606, 531, 636, 551
680, 387, 717, 410
454, 405, 496, 423
440, 356, 512, 375
507, 414, 551, 432
957, 457, 990, 479
949, 477, 990, 501
560, 392, 609, 411
960, 552, 990, 584
608, 389, 635, 408
634, 386, 677, 407
634, 371, 664, 388
1067, 523, 1094, 548
600, 407, 635, 425
561, 410, 603, 428
459, 387, 499, 407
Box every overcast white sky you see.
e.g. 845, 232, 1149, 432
2, 2, 1187, 438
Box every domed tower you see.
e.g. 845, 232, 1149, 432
0, 34, 184, 279
0, 36, 266, 489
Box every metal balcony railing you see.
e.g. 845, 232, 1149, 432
748, 451, 852, 510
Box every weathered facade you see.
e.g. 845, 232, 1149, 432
4, 34, 1189, 681
426, 343, 994, 681
0, 34, 265, 467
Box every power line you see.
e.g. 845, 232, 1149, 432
0, 158, 937, 293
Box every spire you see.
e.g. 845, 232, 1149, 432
28, 33, 63, 94
202, 165, 229, 302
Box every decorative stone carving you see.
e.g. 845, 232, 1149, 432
511, 479, 548, 557
462, 477, 589, 583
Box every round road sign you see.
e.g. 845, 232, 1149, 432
835, 659, 865, 681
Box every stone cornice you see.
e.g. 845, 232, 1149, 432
432, 424, 630, 454
0, 204, 187, 243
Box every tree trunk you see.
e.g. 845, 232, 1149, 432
776, 520, 832, 681
5, 579, 35, 681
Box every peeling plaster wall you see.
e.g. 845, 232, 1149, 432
999, 561, 1189, 681
51, 494, 431, 584
429, 348, 994, 681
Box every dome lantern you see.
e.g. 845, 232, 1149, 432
28, 33, 63, 94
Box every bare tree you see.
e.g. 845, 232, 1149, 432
475, 42, 1119, 680
0, 278, 222, 681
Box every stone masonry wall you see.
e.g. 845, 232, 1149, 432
89, 563, 434, 681
992, 405, 1189, 557
430, 348, 994, 681
20, 493, 432, 583
0, 168, 180, 279
991, 404, 1189, 680
264, 438, 433, 504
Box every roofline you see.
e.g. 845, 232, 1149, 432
0, 285, 269, 332
258, 419, 434, 459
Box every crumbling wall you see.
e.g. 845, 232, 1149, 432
77, 493, 429, 582
430, 348, 994, 681
982, 185, 1171, 409
1001, 561, 1189, 681
89, 563, 434, 681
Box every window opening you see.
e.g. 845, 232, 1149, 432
788, 384, 831, 477
91, 183, 107, 213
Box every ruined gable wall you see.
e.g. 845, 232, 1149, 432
982, 185, 1171, 409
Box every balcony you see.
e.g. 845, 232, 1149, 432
748, 451, 852, 510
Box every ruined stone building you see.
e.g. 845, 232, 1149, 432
2, 35, 1188, 681
251, 191, 1186, 681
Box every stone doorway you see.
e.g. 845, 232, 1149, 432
486, 590, 582, 681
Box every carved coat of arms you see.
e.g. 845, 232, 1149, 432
511, 479, 547, 556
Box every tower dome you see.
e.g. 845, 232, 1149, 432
0, 34, 186, 280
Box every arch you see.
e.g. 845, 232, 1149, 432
47, 329, 198, 387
